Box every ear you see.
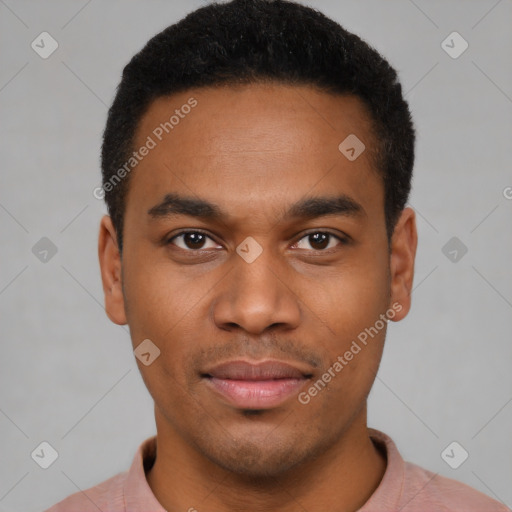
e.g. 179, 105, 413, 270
389, 207, 418, 321
98, 215, 127, 325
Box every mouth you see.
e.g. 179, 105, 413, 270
201, 359, 313, 410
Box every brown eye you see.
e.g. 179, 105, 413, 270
169, 231, 221, 251
294, 232, 345, 251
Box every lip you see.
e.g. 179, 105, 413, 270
201, 359, 312, 409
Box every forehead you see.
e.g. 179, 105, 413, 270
126, 82, 383, 225
135, 82, 377, 155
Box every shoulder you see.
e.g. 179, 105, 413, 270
401, 461, 510, 512
368, 429, 509, 512
43, 471, 127, 512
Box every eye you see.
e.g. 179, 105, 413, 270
168, 231, 221, 251
166, 230, 348, 253
292, 231, 347, 251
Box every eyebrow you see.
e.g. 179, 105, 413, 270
147, 193, 365, 223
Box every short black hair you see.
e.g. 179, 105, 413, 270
101, 0, 415, 253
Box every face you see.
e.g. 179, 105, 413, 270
99, 83, 417, 478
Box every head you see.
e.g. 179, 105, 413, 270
99, 0, 417, 478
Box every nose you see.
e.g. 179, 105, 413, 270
211, 248, 301, 335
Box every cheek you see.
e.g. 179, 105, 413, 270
301, 246, 389, 400
313, 255, 390, 338
137, 358, 195, 433
123, 255, 209, 341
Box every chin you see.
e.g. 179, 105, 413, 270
208, 447, 303, 479
196, 430, 320, 480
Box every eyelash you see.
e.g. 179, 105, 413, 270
166, 229, 349, 253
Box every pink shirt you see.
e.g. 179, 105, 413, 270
44, 428, 509, 511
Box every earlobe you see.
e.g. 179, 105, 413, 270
389, 207, 418, 322
98, 215, 127, 325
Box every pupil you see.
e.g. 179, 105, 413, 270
185, 233, 205, 248
310, 233, 328, 250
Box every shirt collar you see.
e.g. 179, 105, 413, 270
360, 428, 405, 511
123, 435, 166, 512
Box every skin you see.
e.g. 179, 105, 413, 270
98, 82, 417, 512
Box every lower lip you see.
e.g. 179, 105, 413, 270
204, 377, 307, 409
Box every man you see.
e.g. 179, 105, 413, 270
45, 0, 509, 510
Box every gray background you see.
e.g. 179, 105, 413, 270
1, 0, 511, 511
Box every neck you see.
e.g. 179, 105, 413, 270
146, 406, 387, 512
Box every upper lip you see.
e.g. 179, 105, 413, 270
202, 359, 312, 380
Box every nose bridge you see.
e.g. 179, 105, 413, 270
212, 241, 301, 334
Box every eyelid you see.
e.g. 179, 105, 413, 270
293, 228, 349, 243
